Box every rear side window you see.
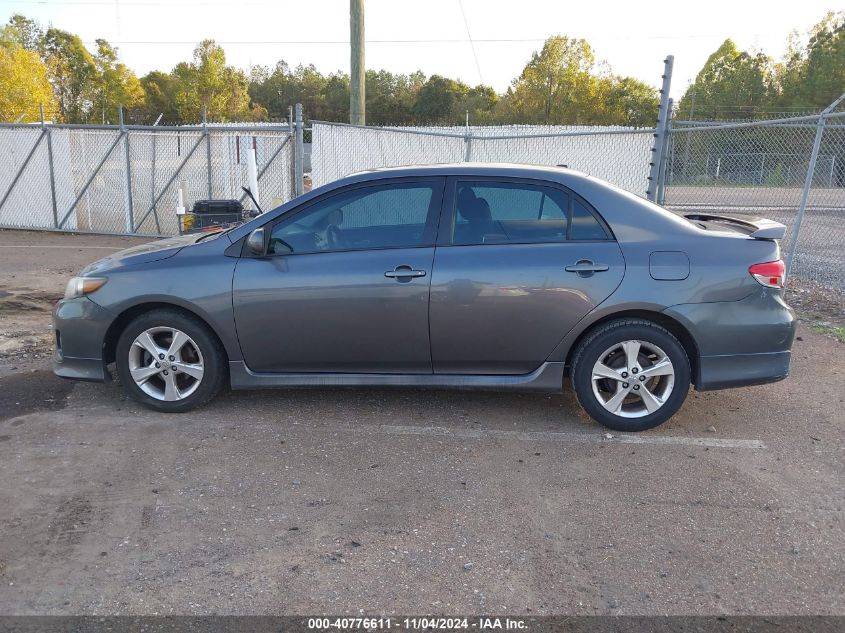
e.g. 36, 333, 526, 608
450, 180, 609, 245
571, 199, 609, 240
451, 182, 568, 245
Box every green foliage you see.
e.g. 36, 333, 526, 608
93, 39, 144, 123
168, 40, 255, 122
43, 28, 98, 122
679, 12, 845, 120
0, 43, 57, 122
789, 12, 845, 110
677, 39, 774, 120
137, 71, 179, 123
498, 36, 658, 126
1, 14, 43, 52
3, 10, 842, 126
1, 14, 143, 123
502, 36, 599, 124
764, 162, 787, 187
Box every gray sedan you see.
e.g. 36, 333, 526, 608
53, 164, 796, 431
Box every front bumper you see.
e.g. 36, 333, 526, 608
664, 289, 797, 391
53, 297, 113, 383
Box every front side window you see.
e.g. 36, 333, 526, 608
450, 180, 608, 246
269, 181, 439, 255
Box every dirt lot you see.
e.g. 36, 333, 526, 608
0, 229, 843, 616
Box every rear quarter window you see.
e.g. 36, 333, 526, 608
570, 199, 610, 240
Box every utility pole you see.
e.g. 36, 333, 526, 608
350, 0, 365, 125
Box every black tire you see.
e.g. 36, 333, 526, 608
115, 308, 226, 413
570, 318, 691, 432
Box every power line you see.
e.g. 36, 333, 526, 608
457, 0, 484, 86
72, 36, 756, 46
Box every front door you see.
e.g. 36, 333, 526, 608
233, 178, 444, 373
429, 178, 625, 374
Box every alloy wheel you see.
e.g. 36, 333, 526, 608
590, 339, 675, 418
127, 326, 204, 401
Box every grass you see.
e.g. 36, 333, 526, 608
809, 324, 845, 343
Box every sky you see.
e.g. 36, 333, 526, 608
2, 0, 840, 100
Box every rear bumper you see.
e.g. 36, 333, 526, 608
52, 296, 112, 383
697, 350, 791, 391
664, 290, 796, 391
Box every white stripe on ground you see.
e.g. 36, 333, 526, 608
0, 245, 124, 250
379, 424, 766, 449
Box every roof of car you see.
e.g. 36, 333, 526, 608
352, 162, 587, 179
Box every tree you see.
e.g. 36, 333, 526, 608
1, 14, 43, 52
598, 76, 658, 126
366, 70, 422, 124
502, 36, 601, 125
43, 28, 98, 122
461, 84, 498, 124
0, 44, 57, 122
93, 39, 144, 123
138, 71, 180, 123
170, 40, 254, 122
677, 39, 774, 120
783, 12, 845, 110
324, 72, 350, 121
248, 61, 293, 119
412, 74, 470, 124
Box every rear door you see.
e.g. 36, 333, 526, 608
233, 178, 444, 374
429, 177, 625, 374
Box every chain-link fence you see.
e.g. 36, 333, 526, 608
664, 107, 845, 291
310, 102, 844, 293
311, 122, 656, 197
2, 97, 843, 293
0, 123, 296, 236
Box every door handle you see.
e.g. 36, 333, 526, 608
565, 260, 609, 276
385, 266, 427, 279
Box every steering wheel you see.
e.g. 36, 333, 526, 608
326, 224, 345, 249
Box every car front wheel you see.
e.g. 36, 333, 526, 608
571, 319, 691, 432
115, 309, 226, 413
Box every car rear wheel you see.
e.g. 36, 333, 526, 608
115, 309, 226, 413
571, 319, 690, 432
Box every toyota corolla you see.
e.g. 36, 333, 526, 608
53, 164, 796, 432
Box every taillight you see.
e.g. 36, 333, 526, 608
749, 260, 785, 289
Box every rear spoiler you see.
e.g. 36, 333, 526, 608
683, 213, 786, 240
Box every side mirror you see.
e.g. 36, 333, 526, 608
246, 227, 267, 257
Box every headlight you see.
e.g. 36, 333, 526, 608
63, 277, 108, 300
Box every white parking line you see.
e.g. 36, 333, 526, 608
379, 424, 766, 449
0, 245, 124, 250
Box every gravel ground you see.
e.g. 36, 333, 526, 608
0, 229, 843, 616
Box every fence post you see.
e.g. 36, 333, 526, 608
150, 118, 162, 234
294, 103, 305, 197
289, 105, 296, 199
119, 106, 134, 233
785, 115, 826, 278
41, 104, 60, 228
647, 55, 673, 201
656, 98, 673, 205
785, 92, 845, 278
463, 110, 473, 162
203, 106, 212, 198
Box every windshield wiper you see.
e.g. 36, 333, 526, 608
195, 227, 234, 242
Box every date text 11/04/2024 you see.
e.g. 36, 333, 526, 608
307, 617, 528, 630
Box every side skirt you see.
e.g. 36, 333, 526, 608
228, 361, 565, 393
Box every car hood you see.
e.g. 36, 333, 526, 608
78, 233, 204, 275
